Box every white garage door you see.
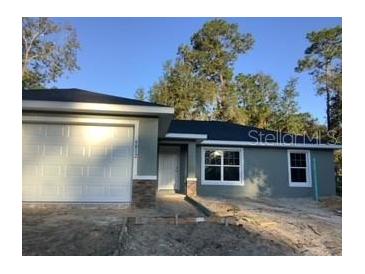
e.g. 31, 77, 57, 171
22, 123, 133, 202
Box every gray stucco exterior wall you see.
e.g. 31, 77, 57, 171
196, 146, 336, 198
311, 149, 336, 196
136, 118, 158, 176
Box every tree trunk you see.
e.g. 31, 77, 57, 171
325, 62, 332, 131
326, 90, 331, 131
218, 74, 225, 118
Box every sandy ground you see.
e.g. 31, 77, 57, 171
22, 194, 341, 256
193, 196, 342, 256
22, 206, 297, 256
121, 222, 296, 255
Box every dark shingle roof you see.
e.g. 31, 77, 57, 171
22, 88, 166, 107
168, 120, 325, 145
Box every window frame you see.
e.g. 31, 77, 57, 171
201, 147, 244, 186
287, 150, 312, 187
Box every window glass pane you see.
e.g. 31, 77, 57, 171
290, 153, 307, 167
223, 167, 240, 181
290, 168, 307, 182
205, 166, 221, 181
205, 150, 221, 165
223, 151, 240, 165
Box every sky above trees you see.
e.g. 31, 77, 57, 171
53, 17, 341, 123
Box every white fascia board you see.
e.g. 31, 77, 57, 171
165, 133, 208, 139
133, 175, 157, 180
23, 100, 174, 115
200, 140, 341, 149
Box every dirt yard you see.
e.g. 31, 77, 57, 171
193, 196, 342, 256
22, 206, 296, 256
22, 194, 341, 256
121, 222, 296, 255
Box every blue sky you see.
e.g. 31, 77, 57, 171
54, 17, 341, 123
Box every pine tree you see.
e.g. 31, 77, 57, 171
151, 19, 254, 121
296, 25, 342, 137
235, 73, 279, 129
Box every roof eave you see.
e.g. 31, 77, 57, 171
22, 100, 174, 116
200, 140, 341, 149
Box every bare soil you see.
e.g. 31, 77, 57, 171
22, 206, 296, 256
121, 222, 297, 255
22, 206, 126, 255
22, 195, 341, 256
193, 196, 342, 256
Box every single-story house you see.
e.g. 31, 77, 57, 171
22, 88, 341, 207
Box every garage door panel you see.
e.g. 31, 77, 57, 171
45, 125, 66, 137
23, 144, 40, 155
88, 145, 108, 158
87, 166, 106, 177
110, 166, 130, 178
65, 165, 84, 177
23, 123, 133, 202
66, 145, 86, 157
42, 165, 62, 177
69, 125, 115, 142
39, 184, 60, 198
22, 185, 40, 200
108, 186, 131, 201
23, 124, 44, 137
22, 164, 38, 177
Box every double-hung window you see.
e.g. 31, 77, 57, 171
287, 150, 312, 187
202, 147, 243, 185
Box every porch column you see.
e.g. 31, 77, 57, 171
186, 142, 197, 196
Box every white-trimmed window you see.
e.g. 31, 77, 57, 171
287, 150, 312, 187
201, 147, 244, 185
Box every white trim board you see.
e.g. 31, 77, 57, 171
22, 115, 140, 180
201, 140, 341, 149
165, 133, 208, 139
23, 100, 174, 115
133, 175, 157, 180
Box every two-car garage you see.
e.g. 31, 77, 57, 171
22, 123, 134, 203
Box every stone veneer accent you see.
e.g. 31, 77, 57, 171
186, 178, 197, 197
132, 180, 158, 208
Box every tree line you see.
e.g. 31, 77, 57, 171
136, 19, 341, 141
21, 18, 341, 141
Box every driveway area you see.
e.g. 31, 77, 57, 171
23, 193, 341, 256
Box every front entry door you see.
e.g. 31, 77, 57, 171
158, 146, 180, 190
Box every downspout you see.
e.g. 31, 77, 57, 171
312, 156, 319, 201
